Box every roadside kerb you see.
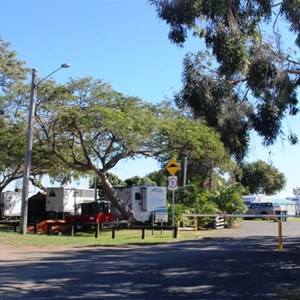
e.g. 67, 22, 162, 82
182, 213, 300, 251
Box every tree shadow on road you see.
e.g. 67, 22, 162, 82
1, 236, 300, 299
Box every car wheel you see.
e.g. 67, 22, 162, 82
261, 212, 268, 220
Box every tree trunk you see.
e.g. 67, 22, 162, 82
98, 171, 134, 220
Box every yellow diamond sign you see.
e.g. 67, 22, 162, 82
166, 158, 180, 176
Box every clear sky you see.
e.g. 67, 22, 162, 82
1, 0, 300, 197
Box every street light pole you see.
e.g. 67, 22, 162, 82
20, 64, 71, 234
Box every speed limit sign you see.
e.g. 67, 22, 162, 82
168, 176, 178, 190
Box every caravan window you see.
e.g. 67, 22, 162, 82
135, 193, 141, 200
49, 190, 56, 197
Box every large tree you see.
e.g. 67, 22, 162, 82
0, 37, 86, 192
235, 160, 286, 194
0, 37, 27, 93
36, 77, 229, 219
150, 0, 300, 161
0, 38, 29, 192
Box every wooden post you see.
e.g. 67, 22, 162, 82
70, 225, 74, 236
95, 223, 100, 238
47, 223, 51, 235
173, 226, 178, 238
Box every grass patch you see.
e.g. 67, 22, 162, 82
0, 230, 206, 247
0, 227, 215, 247
287, 217, 300, 222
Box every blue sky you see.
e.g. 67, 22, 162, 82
1, 0, 300, 197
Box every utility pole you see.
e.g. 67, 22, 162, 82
20, 68, 38, 234
19, 64, 71, 235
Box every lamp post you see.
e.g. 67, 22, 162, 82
20, 64, 71, 234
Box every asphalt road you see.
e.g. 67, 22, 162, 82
1, 221, 300, 300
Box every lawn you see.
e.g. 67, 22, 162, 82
0, 225, 213, 247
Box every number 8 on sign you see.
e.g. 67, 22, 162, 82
168, 176, 178, 190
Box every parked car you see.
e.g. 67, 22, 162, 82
246, 202, 281, 216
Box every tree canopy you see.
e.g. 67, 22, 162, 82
150, 0, 300, 160
0, 37, 232, 219
0, 38, 29, 192
35, 77, 229, 219
235, 160, 286, 194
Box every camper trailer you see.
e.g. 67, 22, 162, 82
45, 187, 95, 217
115, 186, 168, 223
0, 191, 35, 219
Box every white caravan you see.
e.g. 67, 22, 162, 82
45, 187, 95, 215
0, 191, 35, 219
115, 186, 168, 223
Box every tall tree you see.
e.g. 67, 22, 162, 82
150, 0, 300, 160
0, 37, 27, 92
0, 121, 26, 191
235, 160, 286, 195
156, 116, 232, 189
0, 38, 29, 192
36, 77, 229, 219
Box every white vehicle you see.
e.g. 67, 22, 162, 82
0, 191, 35, 219
114, 186, 168, 223
45, 187, 95, 216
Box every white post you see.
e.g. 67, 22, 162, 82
183, 156, 187, 187
172, 190, 175, 226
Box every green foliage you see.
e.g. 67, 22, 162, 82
173, 185, 218, 227
90, 173, 125, 200
213, 183, 247, 226
0, 37, 28, 92
281, 0, 300, 47
235, 160, 286, 195
37, 77, 164, 174
172, 183, 246, 227
0, 37, 31, 191
0, 121, 26, 190
146, 170, 168, 186
35, 77, 229, 218
175, 51, 251, 161
157, 114, 231, 186
124, 176, 156, 187
151, 0, 300, 159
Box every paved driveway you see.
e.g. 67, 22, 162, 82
1, 221, 300, 299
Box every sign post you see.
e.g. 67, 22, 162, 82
166, 159, 180, 226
